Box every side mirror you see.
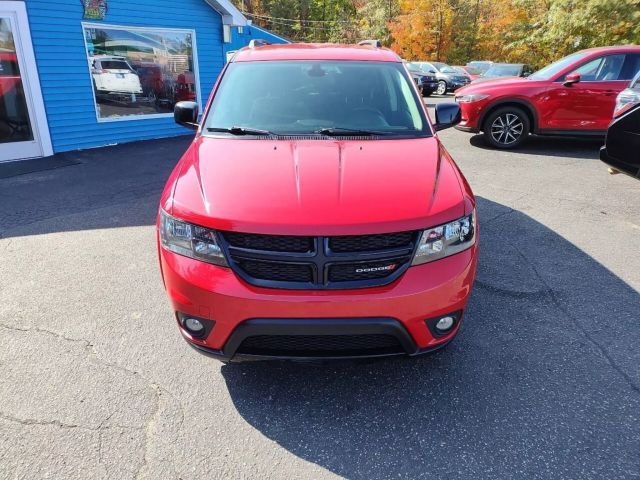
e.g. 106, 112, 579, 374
563, 72, 581, 87
434, 103, 461, 131
174, 101, 199, 130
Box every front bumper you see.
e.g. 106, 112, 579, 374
454, 99, 486, 131
159, 244, 478, 361
422, 82, 438, 93
600, 146, 640, 179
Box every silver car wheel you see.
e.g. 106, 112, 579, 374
490, 113, 524, 145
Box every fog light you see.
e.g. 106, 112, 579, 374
184, 317, 204, 334
435, 316, 455, 332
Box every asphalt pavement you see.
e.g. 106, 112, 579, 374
1, 95, 639, 479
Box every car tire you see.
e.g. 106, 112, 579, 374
436, 81, 447, 96
482, 106, 530, 149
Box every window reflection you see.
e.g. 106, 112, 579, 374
0, 18, 33, 144
83, 25, 197, 120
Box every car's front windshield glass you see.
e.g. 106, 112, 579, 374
441, 67, 458, 74
432, 62, 449, 71
484, 65, 521, 77
528, 52, 589, 81
204, 60, 431, 137
468, 62, 491, 73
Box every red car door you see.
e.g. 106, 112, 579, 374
541, 54, 629, 132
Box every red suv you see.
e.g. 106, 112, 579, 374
455, 46, 640, 148
157, 43, 478, 362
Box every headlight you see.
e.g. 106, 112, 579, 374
159, 210, 228, 267
456, 94, 490, 103
412, 211, 476, 265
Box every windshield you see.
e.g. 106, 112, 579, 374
441, 67, 458, 74
413, 62, 436, 73
528, 52, 589, 81
432, 62, 449, 71
467, 62, 492, 74
204, 61, 431, 137
406, 62, 421, 73
483, 65, 522, 77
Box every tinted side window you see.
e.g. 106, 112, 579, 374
620, 54, 640, 81
568, 54, 625, 81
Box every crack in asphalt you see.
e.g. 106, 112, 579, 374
506, 240, 640, 396
474, 280, 548, 299
0, 322, 187, 476
0, 412, 140, 432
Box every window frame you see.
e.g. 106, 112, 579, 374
81, 22, 201, 123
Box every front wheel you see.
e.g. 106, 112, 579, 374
483, 107, 530, 149
436, 81, 447, 96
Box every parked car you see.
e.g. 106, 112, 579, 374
612, 70, 640, 117
454, 46, 640, 148
466, 61, 493, 75
405, 62, 438, 96
90, 55, 143, 102
159, 42, 478, 362
600, 72, 640, 179
413, 61, 471, 95
453, 65, 481, 81
472, 63, 533, 83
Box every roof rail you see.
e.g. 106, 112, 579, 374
248, 39, 271, 48
358, 39, 382, 48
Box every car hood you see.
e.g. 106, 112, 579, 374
463, 76, 529, 90
168, 136, 466, 235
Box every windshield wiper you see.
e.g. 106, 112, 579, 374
314, 127, 390, 136
207, 126, 274, 136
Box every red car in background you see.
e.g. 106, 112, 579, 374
455, 46, 640, 148
453, 66, 481, 81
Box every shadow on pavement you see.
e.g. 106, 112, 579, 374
469, 134, 602, 160
0, 135, 193, 239
221, 197, 640, 479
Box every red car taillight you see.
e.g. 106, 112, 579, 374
614, 89, 640, 118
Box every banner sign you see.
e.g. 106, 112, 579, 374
81, 0, 107, 20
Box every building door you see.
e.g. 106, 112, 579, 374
0, 2, 51, 162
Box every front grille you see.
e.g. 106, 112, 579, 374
328, 257, 409, 282
236, 259, 313, 283
222, 231, 313, 252
236, 334, 404, 356
330, 232, 415, 253
220, 230, 420, 289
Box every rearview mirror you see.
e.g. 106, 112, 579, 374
563, 73, 581, 87
433, 103, 461, 131
174, 101, 199, 130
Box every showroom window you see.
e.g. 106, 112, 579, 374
82, 24, 199, 121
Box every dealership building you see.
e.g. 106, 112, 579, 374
0, 0, 287, 162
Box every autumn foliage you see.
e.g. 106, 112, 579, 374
237, 0, 640, 67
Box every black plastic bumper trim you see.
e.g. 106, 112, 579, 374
186, 334, 454, 362
182, 317, 460, 362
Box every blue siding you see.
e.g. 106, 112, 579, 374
224, 24, 289, 58
25, 0, 225, 152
